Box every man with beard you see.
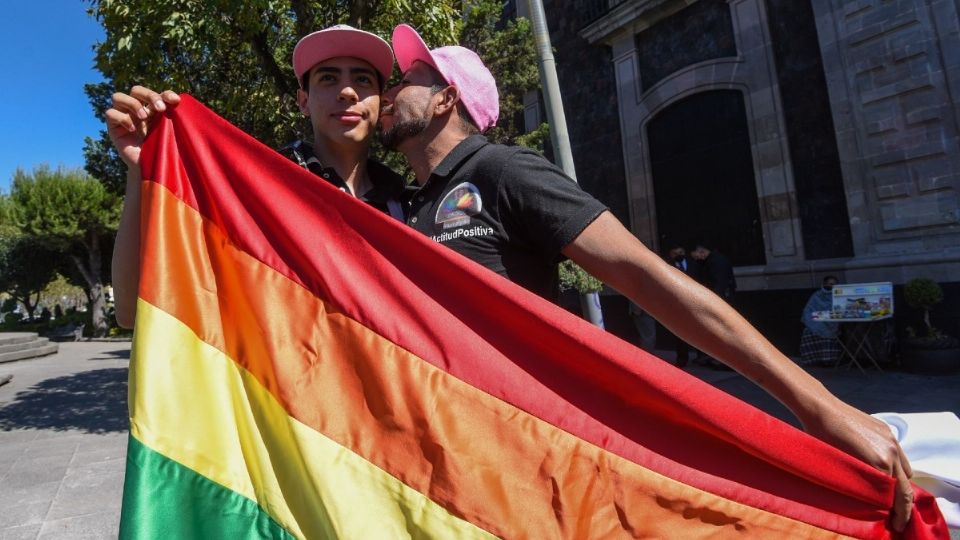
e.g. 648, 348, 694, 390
108, 25, 405, 328
379, 24, 915, 530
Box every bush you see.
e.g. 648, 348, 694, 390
904, 278, 943, 313
903, 277, 956, 349
559, 261, 603, 294
1, 298, 17, 313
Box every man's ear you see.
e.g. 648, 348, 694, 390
296, 88, 310, 116
433, 85, 461, 116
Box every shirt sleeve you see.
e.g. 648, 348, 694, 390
497, 148, 609, 261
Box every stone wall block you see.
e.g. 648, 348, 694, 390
755, 139, 784, 170
862, 100, 899, 133
843, 0, 873, 18
767, 219, 797, 256
917, 174, 957, 195
752, 112, 782, 142
904, 102, 943, 126
859, 73, 935, 105
761, 193, 794, 220
860, 0, 918, 28
913, 157, 956, 192
873, 167, 912, 199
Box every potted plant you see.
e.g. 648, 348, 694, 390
559, 260, 604, 328
901, 278, 959, 374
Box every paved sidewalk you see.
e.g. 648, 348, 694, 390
673, 353, 960, 428
0, 341, 956, 538
0, 342, 129, 539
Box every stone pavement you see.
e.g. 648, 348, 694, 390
0, 341, 957, 538
674, 354, 960, 429
0, 341, 129, 539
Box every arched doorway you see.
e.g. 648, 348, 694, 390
647, 90, 766, 266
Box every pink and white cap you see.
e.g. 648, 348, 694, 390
391, 24, 499, 133
293, 25, 394, 87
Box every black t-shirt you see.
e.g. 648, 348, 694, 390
279, 140, 406, 220
406, 136, 608, 299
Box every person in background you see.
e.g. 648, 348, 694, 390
664, 245, 701, 367
690, 243, 736, 302
800, 275, 841, 367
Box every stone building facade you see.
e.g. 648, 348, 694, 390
517, 0, 960, 347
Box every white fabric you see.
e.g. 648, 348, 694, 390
874, 412, 960, 529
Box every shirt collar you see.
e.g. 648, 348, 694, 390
295, 140, 405, 200
430, 135, 488, 179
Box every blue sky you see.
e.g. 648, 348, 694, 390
0, 2, 105, 193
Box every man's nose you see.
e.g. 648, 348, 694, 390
338, 85, 359, 102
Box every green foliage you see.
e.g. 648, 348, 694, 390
86, 0, 462, 155
84, 0, 540, 181
7, 166, 120, 336
0, 230, 61, 319
10, 166, 120, 249
904, 278, 944, 312
515, 122, 549, 154
558, 260, 603, 294
459, 1, 540, 145
83, 83, 128, 195
904, 277, 947, 339
0, 195, 15, 230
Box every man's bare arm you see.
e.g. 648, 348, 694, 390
562, 211, 914, 531
104, 87, 180, 328
112, 168, 142, 328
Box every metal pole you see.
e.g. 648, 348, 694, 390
526, 0, 604, 328
526, 0, 577, 183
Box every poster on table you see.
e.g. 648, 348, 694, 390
831, 282, 894, 320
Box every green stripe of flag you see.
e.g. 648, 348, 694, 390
120, 435, 295, 540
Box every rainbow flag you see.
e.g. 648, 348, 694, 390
120, 95, 947, 539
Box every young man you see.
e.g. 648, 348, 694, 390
107, 25, 405, 328
379, 24, 915, 530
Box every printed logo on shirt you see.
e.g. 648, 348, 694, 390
431, 226, 495, 243
435, 182, 482, 229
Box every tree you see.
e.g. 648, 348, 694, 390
84, 0, 540, 183
8, 166, 121, 336
84, 82, 128, 196
904, 278, 944, 337
0, 218, 60, 320
459, 0, 542, 148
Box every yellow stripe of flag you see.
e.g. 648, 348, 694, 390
130, 298, 498, 540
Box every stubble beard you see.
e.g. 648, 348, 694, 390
381, 117, 429, 150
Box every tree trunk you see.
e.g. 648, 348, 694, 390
347, 1, 382, 28
88, 281, 106, 338
20, 290, 39, 320
290, 0, 316, 40
72, 231, 108, 337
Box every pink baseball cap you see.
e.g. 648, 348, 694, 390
293, 25, 394, 88
391, 24, 499, 133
